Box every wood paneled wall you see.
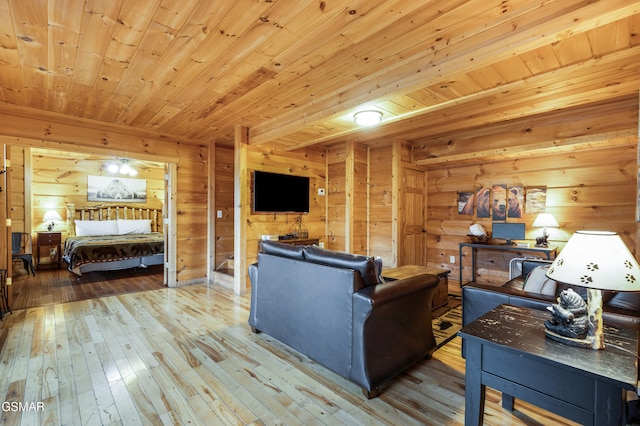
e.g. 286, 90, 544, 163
326, 142, 368, 254
214, 145, 234, 269
29, 149, 164, 237
0, 105, 209, 285
8, 146, 27, 233
416, 100, 639, 285
244, 145, 327, 266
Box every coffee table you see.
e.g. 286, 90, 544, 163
383, 265, 450, 309
459, 304, 638, 425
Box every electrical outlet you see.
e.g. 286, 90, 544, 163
449, 255, 456, 264
217, 210, 223, 218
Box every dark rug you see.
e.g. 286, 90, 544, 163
432, 304, 462, 349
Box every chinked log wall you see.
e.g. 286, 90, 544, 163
414, 97, 640, 285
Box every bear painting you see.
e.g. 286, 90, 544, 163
476, 188, 491, 218
491, 184, 507, 221
508, 185, 524, 218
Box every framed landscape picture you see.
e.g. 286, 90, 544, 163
87, 175, 147, 202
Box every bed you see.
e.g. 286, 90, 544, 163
63, 204, 165, 276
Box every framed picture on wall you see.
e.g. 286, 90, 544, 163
491, 184, 507, 221
88, 175, 147, 202
458, 191, 474, 215
476, 187, 490, 218
525, 187, 547, 214
508, 185, 524, 218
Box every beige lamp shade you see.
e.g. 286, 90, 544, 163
43, 210, 62, 222
532, 213, 559, 228
546, 230, 640, 292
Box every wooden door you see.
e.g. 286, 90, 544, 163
401, 167, 427, 266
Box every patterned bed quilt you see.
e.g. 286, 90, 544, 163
63, 233, 164, 273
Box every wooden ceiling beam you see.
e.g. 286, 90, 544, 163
248, 0, 639, 147
415, 134, 636, 167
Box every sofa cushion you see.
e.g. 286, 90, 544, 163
523, 265, 556, 296
303, 245, 380, 287
607, 292, 640, 311
260, 240, 305, 260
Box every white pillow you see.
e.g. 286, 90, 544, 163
523, 265, 557, 296
75, 220, 119, 236
117, 219, 151, 235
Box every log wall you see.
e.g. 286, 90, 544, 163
30, 149, 164, 238
416, 99, 639, 286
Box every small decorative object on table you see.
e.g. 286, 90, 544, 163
467, 223, 490, 244
544, 288, 589, 342
290, 215, 308, 239
532, 213, 559, 247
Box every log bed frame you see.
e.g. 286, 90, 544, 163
66, 203, 163, 236
64, 203, 165, 276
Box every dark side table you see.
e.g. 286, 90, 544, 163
459, 304, 638, 426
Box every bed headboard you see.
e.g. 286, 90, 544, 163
66, 203, 163, 236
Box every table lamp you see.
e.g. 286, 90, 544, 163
545, 230, 640, 350
43, 210, 62, 231
532, 213, 559, 247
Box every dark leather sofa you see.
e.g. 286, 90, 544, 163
463, 259, 640, 338
248, 240, 440, 398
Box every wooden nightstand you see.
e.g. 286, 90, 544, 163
36, 232, 62, 270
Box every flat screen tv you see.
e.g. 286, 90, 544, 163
253, 171, 310, 213
492, 222, 525, 245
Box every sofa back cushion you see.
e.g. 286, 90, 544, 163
303, 245, 380, 287
260, 240, 305, 260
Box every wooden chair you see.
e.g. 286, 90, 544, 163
12, 232, 35, 276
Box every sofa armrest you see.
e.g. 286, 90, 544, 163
350, 273, 439, 394
462, 283, 556, 327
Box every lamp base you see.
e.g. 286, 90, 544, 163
544, 329, 595, 349
544, 288, 604, 350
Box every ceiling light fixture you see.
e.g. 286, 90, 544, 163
354, 110, 383, 126
106, 159, 138, 176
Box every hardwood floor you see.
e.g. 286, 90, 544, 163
0, 280, 581, 425
10, 265, 166, 310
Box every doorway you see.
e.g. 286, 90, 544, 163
4, 146, 177, 308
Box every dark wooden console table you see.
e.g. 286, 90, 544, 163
459, 304, 638, 426
458, 242, 557, 286
382, 265, 450, 309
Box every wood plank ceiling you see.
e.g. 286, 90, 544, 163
0, 0, 638, 151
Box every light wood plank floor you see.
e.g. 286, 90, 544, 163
10, 266, 166, 310
0, 282, 580, 425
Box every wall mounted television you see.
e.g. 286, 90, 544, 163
253, 171, 310, 213
492, 222, 526, 245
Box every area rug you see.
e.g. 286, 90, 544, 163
432, 304, 462, 349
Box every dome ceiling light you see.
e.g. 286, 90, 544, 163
353, 110, 383, 126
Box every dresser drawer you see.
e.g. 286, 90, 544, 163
38, 232, 61, 245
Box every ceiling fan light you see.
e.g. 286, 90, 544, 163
354, 110, 383, 126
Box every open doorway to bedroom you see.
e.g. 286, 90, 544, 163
9, 146, 171, 309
